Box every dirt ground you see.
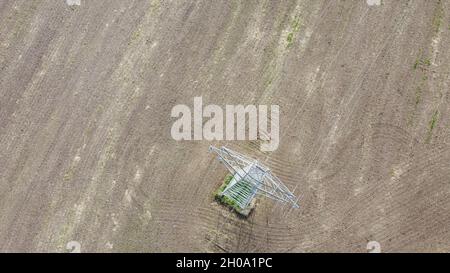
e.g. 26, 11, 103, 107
1, 0, 450, 253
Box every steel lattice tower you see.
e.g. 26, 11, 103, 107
210, 146, 299, 210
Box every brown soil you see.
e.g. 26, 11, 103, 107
0, 0, 450, 252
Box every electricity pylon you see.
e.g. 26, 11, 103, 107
210, 146, 299, 210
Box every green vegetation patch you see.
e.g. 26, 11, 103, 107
408, 49, 432, 126
214, 175, 243, 213
426, 110, 439, 143
286, 15, 302, 48
214, 175, 256, 218
433, 0, 444, 33
413, 57, 431, 71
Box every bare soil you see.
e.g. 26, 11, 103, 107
0, 0, 450, 252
